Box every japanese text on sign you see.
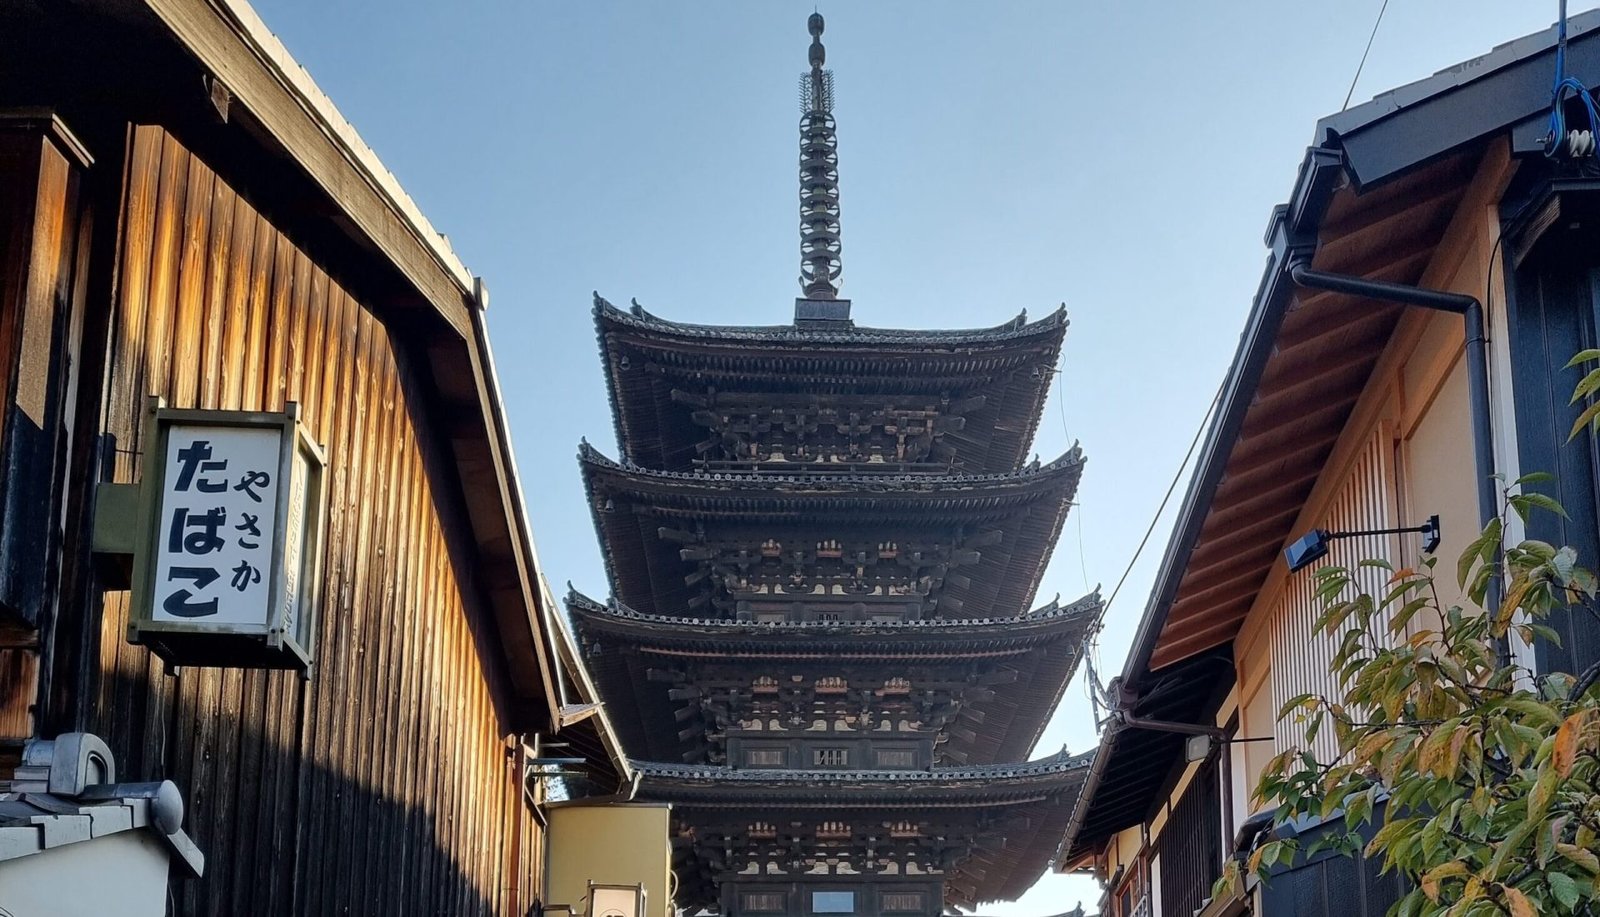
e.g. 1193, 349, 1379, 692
152, 425, 281, 626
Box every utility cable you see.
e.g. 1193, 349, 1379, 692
1545, 0, 1600, 157
1102, 377, 1224, 616
1342, 0, 1390, 111
1055, 352, 1092, 593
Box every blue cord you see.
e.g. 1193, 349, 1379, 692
1547, 0, 1600, 157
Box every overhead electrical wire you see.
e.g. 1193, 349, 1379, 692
1102, 378, 1224, 616
1055, 353, 1092, 594
1342, 0, 1390, 111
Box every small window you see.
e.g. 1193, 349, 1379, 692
875, 748, 916, 768
868, 612, 903, 622
754, 611, 787, 624
742, 892, 786, 912
813, 747, 849, 767
745, 748, 787, 768
813, 611, 846, 622
880, 892, 923, 912
811, 891, 855, 914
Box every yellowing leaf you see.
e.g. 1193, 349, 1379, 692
1502, 886, 1535, 917
1420, 862, 1468, 902
1556, 842, 1600, 876
1554, 711, 1582, 777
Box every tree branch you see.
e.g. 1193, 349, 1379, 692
1571, 656, 1600, 702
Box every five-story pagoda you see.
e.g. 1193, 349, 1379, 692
572, 15, 1099, 915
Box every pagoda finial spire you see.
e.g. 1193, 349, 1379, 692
798, 11, 842, 301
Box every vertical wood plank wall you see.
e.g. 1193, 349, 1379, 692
1266, 428, 1400, 763
0, 121, 91, 743
87, 125, 534, 917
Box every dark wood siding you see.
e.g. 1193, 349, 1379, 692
1258, 810, 1406, 917
75, 124, 536, 917
1506, 230, 1600, 677
1156, 758, 1220, 917
0, 115, 93, 743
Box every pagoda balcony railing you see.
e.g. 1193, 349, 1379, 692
695, 458, 957, 475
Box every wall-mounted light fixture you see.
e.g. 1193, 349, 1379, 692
1284, 514, 1441, 574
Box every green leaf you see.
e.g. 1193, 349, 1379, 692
1458, 519, 1501, 589
1563, 348, 1600, 369
1570, 366, 1600, 404
1568, 399, 1600, 441
1548, 871, 1580, 910
1501, 695, 1562, 728
1515, 491, 1570, 520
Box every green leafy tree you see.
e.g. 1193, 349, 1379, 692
1216, 353, 1600, 916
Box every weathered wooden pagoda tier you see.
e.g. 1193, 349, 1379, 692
634, 751, 1092, 912
593, 295, 1069, 474
579, 442, 1083, 622
566, 590, 1101, 765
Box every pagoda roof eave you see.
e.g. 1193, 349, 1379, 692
568, 588, 1098, 764
579, 443, 1079, 631
565, 589, 1102, 651
578, 440, 1085, 499
594, 292, 1069, 349
592, 295, 1069, 472
633, 749, 1092, 802
643, 751, 1092, 906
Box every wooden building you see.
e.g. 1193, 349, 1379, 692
571, 15, 1100, 917
1058, 13, 1600, 917
0, 1, 633, 914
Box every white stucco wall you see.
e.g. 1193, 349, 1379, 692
0, 831, 171, 917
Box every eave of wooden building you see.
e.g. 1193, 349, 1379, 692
578, 442, 1082, 621
1145, 148, 1479, 672
0, 0, 569, 732
568, 591, 1101, 765
148, 0, 565, 729
1059, 9, 1600, 867
593, 295, 1068, 473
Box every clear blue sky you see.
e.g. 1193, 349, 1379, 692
253, 2, 1596, 912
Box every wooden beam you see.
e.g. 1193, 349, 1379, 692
1150, 614, 1248, 670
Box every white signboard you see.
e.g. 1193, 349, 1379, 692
151, 424, 282, 626
280, 446, 312, 636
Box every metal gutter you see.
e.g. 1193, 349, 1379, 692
1283, 264, 1500, 603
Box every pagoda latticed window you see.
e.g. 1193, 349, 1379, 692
812, 747, 849, 767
